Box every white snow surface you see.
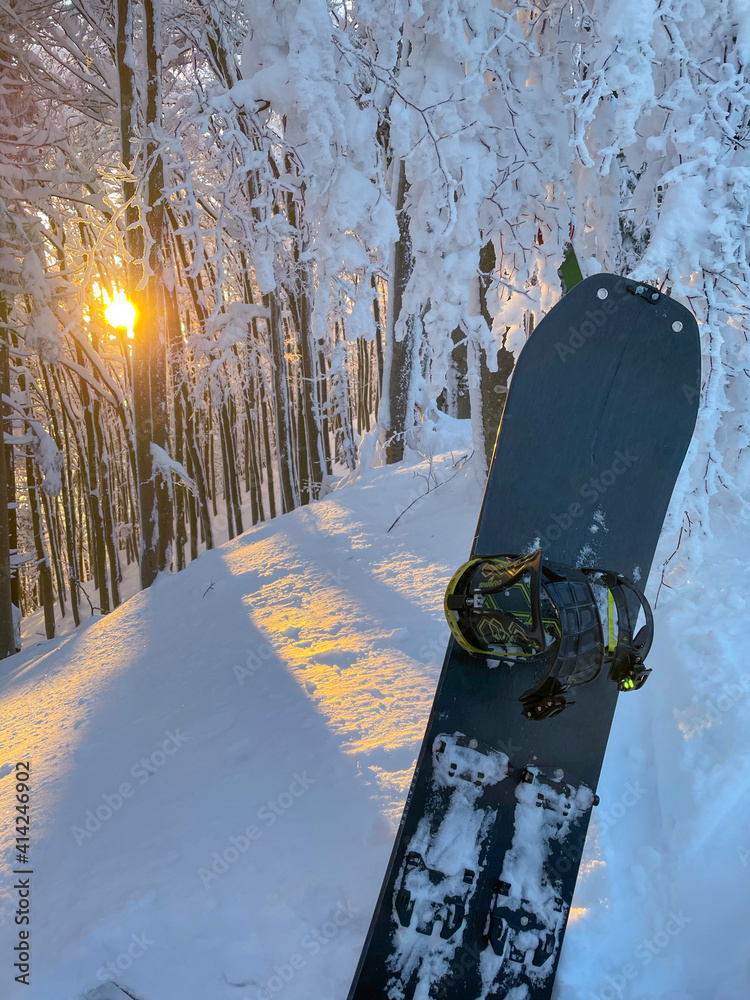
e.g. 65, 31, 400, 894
0, 417, 748, 1000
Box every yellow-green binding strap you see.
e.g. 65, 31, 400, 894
607, 589, 616, 652
443, 553, 547, 657
444, 557, 490, 654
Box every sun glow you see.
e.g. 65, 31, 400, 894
102, 287, 136, 338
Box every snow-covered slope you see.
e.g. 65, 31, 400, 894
0, 418, 747, 1000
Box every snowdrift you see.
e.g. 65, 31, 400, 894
0, 417, 747, 1000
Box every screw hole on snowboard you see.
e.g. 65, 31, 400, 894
444, 549, 654, 719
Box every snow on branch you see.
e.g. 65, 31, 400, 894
2, 394, 63, 496
150, 442, 198, 500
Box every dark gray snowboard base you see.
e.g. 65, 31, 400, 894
348, 274, 700, 1000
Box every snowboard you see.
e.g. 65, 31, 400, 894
347, 273, 701, 1000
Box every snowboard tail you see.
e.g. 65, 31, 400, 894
388, 735, 508, 989
481, 765, 596, 996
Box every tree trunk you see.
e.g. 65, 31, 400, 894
117, 0, 174, 588
42, 490, 66, 617
372, 274, 385, 405
38, 367, 66, 617
186, 444, 199, 561
185, 390, 212, 549
218, 404, 235, 540
227, 394, 243, 533
267, 296, 296, 513
317, 347, 332, 476
143, 0, 174, 578
477, 239, 515, 470
75, 340, 110, 613
26, 455, 55, 639
284, 181, 324, 500
259, 369, 276, 519
0, 297, 16, 658
240, 365, 263, 525
383, 160, 416, 464
167, 286, 187, 571
53, 370, 80, 627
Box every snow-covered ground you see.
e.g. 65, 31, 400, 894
0, 417, 747, 1000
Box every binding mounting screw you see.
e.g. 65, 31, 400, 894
597, 288, 608, 299
672, 321, 683, 332
651, 292, 659, 300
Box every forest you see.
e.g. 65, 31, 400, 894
1, 0, 747, 657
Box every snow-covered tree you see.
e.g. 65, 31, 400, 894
1, 0, 748, 655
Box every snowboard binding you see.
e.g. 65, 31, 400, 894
444, 549, 653, 719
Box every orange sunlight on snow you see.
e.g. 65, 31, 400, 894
0, 619, 142, 849
221, 510, 443, 764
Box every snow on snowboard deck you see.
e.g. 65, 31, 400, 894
347, 274, 700, 1000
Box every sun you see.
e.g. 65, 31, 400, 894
102, 288, 136, 338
